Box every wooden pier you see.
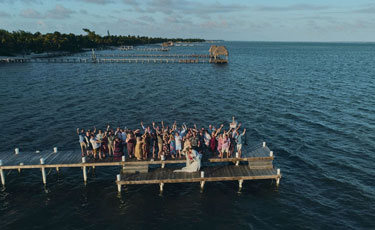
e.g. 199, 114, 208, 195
71, 54, 210, 58
118, 46, 170, 52
0, 142, 281, 192
116, 166, 280, 192
1, 45, 229, 64
0, 57, 219, 64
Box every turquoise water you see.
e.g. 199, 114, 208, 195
0, 42, 374, 229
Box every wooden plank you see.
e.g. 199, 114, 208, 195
7, 151, 39, 166
45, 151, 63, 164
117, 165, 280, 185
0, 152, 16, 164
0, 145, 276, 169
61, 151, 79, 164
117, 174, 279, 185
63, 151, 79, 163
51, 151, 73, 164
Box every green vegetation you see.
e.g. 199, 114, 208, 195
0, 28, 204, 56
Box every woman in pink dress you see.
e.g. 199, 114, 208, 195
222, 133, 231, 158
217, 134, 223, 158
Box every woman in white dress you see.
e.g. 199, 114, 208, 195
174, 148, 201, 173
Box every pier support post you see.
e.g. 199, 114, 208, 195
200, 181, 205, 189
161, 155, 165, 168
263, 142, 266, 148
200, 171, 205, 189
276, 169, 281, 186
18, 163, 23, 173
82, 157, 87, 182
0, 160, 5, 186
159, 183, 164, 192
40, 158, 46, 184
56, 167, 59, 173
122, 156, 125, 170
238, 179, 243, 189
270, 151, 273, 157
15, 148, 19, 155
117, 174, 121, 192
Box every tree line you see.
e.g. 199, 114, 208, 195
0, 28, 205, 56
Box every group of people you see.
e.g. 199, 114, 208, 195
77, 117, 246, 162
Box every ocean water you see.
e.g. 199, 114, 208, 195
0, 42, 374, 229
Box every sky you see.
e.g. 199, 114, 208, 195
1, 0, 375, 41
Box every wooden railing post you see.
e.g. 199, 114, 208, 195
0, 160, 5, 185
122, 156, 126, 170
200, 171, 205, 189
117, 174, 121, 192
40, 158, 46, 184
276, 169, 281, 186
82, 157, 87, 182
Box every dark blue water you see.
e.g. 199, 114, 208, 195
0, 42, 374, 229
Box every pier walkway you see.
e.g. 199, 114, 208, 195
116, 166, 280, 192
118, 47, 170, 51
0, 46, 228, 64
71, 54, 210, 58
0, 142, 280, 191
0, 57, 223, 64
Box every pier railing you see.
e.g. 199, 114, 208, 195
0, 142, 279, 191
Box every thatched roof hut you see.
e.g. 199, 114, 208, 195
209, 45, 228, 58
209, 45, 217, 54
162, 41, 174, 47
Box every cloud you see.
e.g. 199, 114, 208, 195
123, 0, 138, 6
79, 0, 113, 4
199, 20, 228, 29
0, 0, 42, 3
20, 8, 44, 18
352, 6, 375, 14
46, 4, 74, 19
80, 9, 88, 15
20, 5, 74, 19
164, 14, 191, 24
0, 10, 11, 17
138, 15, 154, 22
127, 0, 246, 16
37, 20, 47, 29
255, 4, 332, 12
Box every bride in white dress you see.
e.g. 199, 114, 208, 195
174, 148, 202, 173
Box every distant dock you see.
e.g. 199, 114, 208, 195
117, 46, 170, 51
0, 57, 226, 64
0, 45, 229, 65
0, 142, 281, 192
0, 58, 217, 64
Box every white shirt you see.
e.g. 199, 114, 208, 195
90, 137, 101, 149
204, 132, 211, 146
175, 135, 182, 146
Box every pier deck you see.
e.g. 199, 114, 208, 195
116, 166, 281, 191
118, 166, 280, 184
0, 58, 212, 64
0, 143, 280, 189
0, 143, 272, 169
